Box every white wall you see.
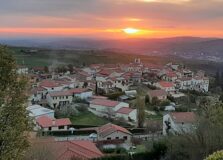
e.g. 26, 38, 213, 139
98, 131, 132, 142
38, 125, 69, 132
163, 114, 194, 135
46, 94, 73, 108
116, 109, 137, 122
75, 91, 93, 100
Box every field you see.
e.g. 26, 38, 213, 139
10, 46, 175, 67
10, 46, 223, 75
70, 111, 109, 126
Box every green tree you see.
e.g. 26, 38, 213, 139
215, 71, 221, 86
166, 103, 223, 160
136, 96, 146, 128
205, 150, 223, 160
44, 66, 49, 73
0, 46, 31, 159
151, 97, 160, 106
219, 94, 223, 103
67, 64, 74, 73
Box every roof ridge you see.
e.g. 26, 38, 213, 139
69, 141, 102, 157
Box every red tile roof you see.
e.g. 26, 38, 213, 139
170, 112, 196, 123
116, 107, 135, 115
36, 116, 52, 128
79, 71, 91, 77
49, 90, 73, 97
97, 123, 132, 138
91, 96, 108, 100
90, 99, 120, 107
148, 89, 168, 98
159, 81, 175, 88
55, 118, 72, 127
49, 88, 89, 97
31, 139, 103, 160
166, 72, 177, 77
98, 69, 113, 76
40, 80, 62, 88
36, 116, 71, 128
69, 88, 88, 94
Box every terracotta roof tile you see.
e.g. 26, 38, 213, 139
90, 99, 119, 107
159, 81, 175, 88
36, 116, 71, 128
148, 89, 168, 97
98, 123, 131, 138
31, 139, 103, 160
116, 107, 135, 115
170, 112, 196, 123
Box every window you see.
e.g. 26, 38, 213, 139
115, 137, 119, 139
66, 96, 68, 99
123, 136, 128, 140
48, 127, 51, 131
107, 137, 111, 140
59, 126, 64, 129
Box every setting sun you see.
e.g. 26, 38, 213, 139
123, 28, 140, 35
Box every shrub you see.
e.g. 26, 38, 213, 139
76, 105, 88, 112
160, 100, 171, 107
205, 150, 223, 160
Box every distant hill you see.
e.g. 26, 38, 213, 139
1, 37, 223, 57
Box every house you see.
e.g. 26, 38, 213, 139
69, 88, 93, 100
29, 139, 103, 160
97, 80, 115, 93
47, 88, 92, 108
192, 76, 209, 92
115, 107, 137, 122
182, 69, 193, 77
156, 81, 175, 92
147, 89, 168, 102
163, 72, 178, 82
89, 99, 129, 118
177, 76, 209, 92
113, 77, 130, 91
29, 86, 47, 103
39, 80, 66, 92
118, 90, 137, 101
177, 77, 192, 90
97, 123, 132, 141
26, 105, 55, 119
163, 112, 196, 135
47, 90, 73, 109
36, 116, 71, 132
17, 65, 28, 74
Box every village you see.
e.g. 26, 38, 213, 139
18, 58, 210, 159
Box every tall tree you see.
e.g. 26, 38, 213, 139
136, 96, 146, 128
44, 66, 49, 73
215, 70, 221, 86
67, 64, 73, 73
0, 46, 31, 159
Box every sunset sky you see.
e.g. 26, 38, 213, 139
1, 0, 223, 39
